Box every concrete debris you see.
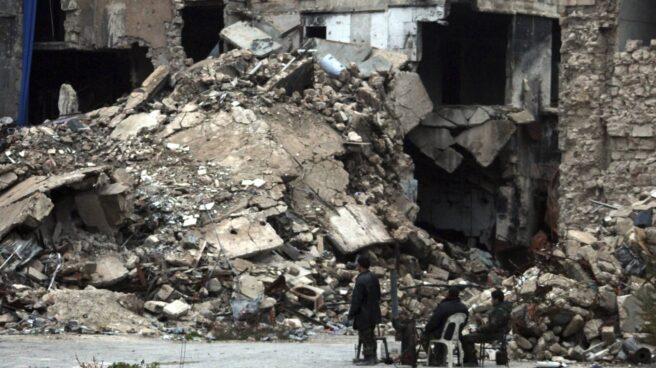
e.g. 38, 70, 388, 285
0, 192, 53, 239
387, 72, 433, 135
508, 110, 536, 125
432, 147, 464, 174
43, 287, 152, 334
163, 299, 191, 319
327, 205, 393, 254
313, 39, 408, 78
110, 111, 164, 140
58, 84, 79, 116
0, 37, 647, 363
125, 65, 170, 111
203, 216, 284, 259
220, 21, 282, 58
89, 255, 129, 287
455, 119, 516, 167
0, 171, 18, 191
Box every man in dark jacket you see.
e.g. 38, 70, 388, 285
461, 289, 512, 366
421, 286, 469, 365
348, 254, 382, 366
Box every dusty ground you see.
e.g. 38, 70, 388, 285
0, 334, 627, 368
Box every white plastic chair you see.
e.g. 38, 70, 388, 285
427, 312, 467, 368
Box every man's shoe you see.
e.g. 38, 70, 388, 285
355, 358, 377, 366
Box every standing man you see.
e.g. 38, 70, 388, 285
421, 286, 469, 365
461, 289, 512, 366
349, 254, 382, 366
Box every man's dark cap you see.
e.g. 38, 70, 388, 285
356, 254, 371, 269
447, 286, 461, 298
492, 289, 504, 302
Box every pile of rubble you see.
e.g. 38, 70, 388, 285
0, 42, 486, 339
485, 210, 654, 363
1, 34, 652, 363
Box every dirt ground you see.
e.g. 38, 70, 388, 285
0, 334, 628, 368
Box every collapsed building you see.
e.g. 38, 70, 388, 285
0, 0, 655, 365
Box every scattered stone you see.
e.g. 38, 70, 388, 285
163, 299, 191, 319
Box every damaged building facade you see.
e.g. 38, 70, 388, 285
1, 0, 656, 363
259, 0, 563, 258
1, 0, 565, 259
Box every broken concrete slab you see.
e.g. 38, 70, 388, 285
435, 107, 469, 128
407, 126, 455, 153
567, 229, 597, 245
327, 204, 393, 254
563, 314, 585, 337
617, 295, 644, 333
125, 65, 170, 111
75, 191, 115, 235
509, 110, 536, 124
455, 120, 516, 167
203, 216, 284, 259
387, 72, 433, 135
58, 84, 79, 116
358, 48, 409, 77
89, 255, 129, 287
160, 111, 207, 139
163, 299, 191, 319
0, 192, 54, 239
420, 112, 457, 129
237, 274, 265, 300
111, 111, 163, 141
468, 107, 491, 127
98, 183, 133, 226
264, 58, 313, 94
0, 171, 18, 191
220, 21, 282, 58
584, 319, 603, 341
0, 167, 106, 208
433, 147, 464, 174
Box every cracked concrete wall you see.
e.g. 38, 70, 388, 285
0, 1, 22, 119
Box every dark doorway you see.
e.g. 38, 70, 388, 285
181, 3, 224, 62
29, 45, 153, 124
418, 4, 511, 105
35, 0, 65, 42
305, 26, 327, 40
405, 140, 501, 252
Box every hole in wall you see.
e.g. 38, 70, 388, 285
181, 4, 224, 62
305, 26, 327, 40
617, 0, 656, 51
35, 0, 65, 42
405, 139, 501, 253
29, 45, 153, 124
418, 4, 511, 105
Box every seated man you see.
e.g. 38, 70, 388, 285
421, 286, 469, 365
461, 289, 512, 366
